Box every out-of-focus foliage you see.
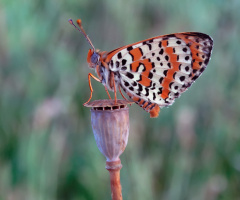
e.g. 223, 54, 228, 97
0, 0, 240, 199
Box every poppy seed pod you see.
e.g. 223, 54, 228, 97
90, 103, 129, 162
85, 99, 132, 200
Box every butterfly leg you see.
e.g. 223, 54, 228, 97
109, 71, 118, 104
83, 73, 101, 105
104, 86, 112, 99
113, 78, 117, 104
119, 86, 128, 101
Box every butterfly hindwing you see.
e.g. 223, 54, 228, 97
106, 32, 213, 117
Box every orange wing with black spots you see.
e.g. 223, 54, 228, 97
107, 32, 213, 117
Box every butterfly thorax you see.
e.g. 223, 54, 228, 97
87, 49, 121, 91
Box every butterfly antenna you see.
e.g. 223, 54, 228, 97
68, 19, 95, 51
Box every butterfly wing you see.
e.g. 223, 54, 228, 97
106, 32, 213, 117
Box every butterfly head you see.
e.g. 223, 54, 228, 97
87, 49, 100, 68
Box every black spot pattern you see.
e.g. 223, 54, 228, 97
124, 81, 129, 87
148, 72, 153, 79
158, 41, 162, 48
145, 88, 149, 96
122, 59, 127, 65
173, 72, 176, 79
139, 48, 144, 56
116, 61, 120, 68
159, 77, 163, 84
147, 44, 152, 50
180, 76, 185, 81
157, 88, 162, 94
176, 40, 181, 44
153, 93, 156, 100
192, 75, 199, 81
127, 46, 133, 51
138, 84, 143, 91
200, 67, 205, 73
121, 66, 127, 71
132, 82, 137, 86
178, 64, 182, 70
163, 70, 168, 76
117, 52, 122, 59
129, 87, 134, 91
126, 72, 134, 79
159, 49, 164, 55
174, 92, 180, 97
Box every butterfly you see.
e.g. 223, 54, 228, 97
69, 19, 213, 118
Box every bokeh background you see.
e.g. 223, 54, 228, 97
1, 0, 240, 199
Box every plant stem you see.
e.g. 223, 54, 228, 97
106, 160, 123, 200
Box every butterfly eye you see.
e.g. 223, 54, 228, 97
91, 52, 99, 64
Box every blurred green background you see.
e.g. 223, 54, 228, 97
1, 0, 240, 199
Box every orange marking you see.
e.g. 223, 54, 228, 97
130, 48, 142, 61
138, 75, 151, 87
192, 55, 203, 62
141, 59, 153, 71
192, 62, 201, 70
138, 99, 145, 105
142, 101, 149, 108
149, 105, 160, 118
190, 48, 200, 56
161, 74, 171, 99
162, 77, 172, 89
160, 46, 180, 100
131, 61, 140, 72
162, 40, 168, 47
165, 47, 173, 54
132, 96, 139, 102
161, 88, 170, 99
165, 70, 174, 80
170, 54, 178, 62
171, 61, 180, 70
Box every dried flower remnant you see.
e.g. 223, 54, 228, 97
84, 99, 132, 200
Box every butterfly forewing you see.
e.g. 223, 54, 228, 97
107, 32, 213, 113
